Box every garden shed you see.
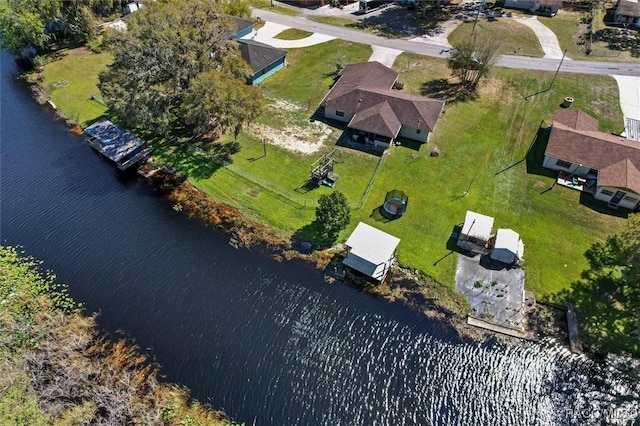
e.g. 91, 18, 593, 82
490, 229, 525, 265
343, 222, 400, 282
457, 211, 494, 254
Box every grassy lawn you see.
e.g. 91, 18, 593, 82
42, 44, 628, 302
539, 10, 640, 63
41, 47, 111, 126
307, 15, 401, 38
258, 39, 372, 124
273, 28, 313, 40
370, 54, 625, 298
247, 0, 302, 16
448, 20, 544, 57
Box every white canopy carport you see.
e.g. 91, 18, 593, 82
460, 211, 494, 242
491, 228, 524, 264
343, 222, 400, 282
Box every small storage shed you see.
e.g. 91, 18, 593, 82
491, 229, 525, 265
457, 211, 494, 254
343, 222, 400, 282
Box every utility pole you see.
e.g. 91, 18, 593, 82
471, 0, 485, 36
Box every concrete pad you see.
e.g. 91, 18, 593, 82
455, 253, 526, 330
246, 21, 336, 48
512, 16, 567, 60
368, 45, 402, 67
611, 75, 640, 120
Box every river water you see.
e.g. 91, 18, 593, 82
1, 52, 638, 425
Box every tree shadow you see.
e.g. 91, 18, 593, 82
593, 27, 640, 58
348, 5, 454, 39
420, 79, 478, 104
157, 143, 222, 180
292, 221, 336, 249
554, 274, 639, 356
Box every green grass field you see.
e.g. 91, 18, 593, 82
41, 48, 111, 126
448, 19, 544, 57
539, 11, 640, 63
42, 43, 628, 301
273, 28, 313, 40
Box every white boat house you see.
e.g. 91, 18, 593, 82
343, 222, 400, 282
490, 228, 525, 265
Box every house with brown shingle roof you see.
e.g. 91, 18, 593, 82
543, 109, 640, 210
614, 0, 640, 28
320, 62, 445, 149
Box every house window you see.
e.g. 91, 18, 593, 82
555, 159, 572, 169
601, 189, 614, 196
416, 129, 421, 134
623, 196, 638, 202
336, 110, 344, 117
588, 168, 598, 176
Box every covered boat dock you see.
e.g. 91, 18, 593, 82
84, 119, 153, 170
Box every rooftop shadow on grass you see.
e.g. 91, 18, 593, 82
420, 79, 479, 104
579, 192, 631, 219
525, 125, 556, 178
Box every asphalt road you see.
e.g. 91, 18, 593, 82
252, 8, 640, 77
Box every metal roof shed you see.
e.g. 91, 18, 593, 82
343, 222, 400, 282
491, 229, 524, 265
460, 211, 494, 242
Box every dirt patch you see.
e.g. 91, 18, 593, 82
66, 47, 93, 57
249, 121, 332, 155
478, 77, 507, 102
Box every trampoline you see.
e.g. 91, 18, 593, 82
382, 189, 408, 218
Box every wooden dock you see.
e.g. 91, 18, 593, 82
467, 316, 535, 340
565, 303, 582, 353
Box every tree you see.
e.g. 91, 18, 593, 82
557, 214, 640, 356
99, 0, 261, 140
447, 34, 500, 88
315, 191, 351, 242
0, 0, 123, 57
181, 56, 263, 140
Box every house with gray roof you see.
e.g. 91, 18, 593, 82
543, 109, 640, 210
320, 62, 445, 149
230, 16, 287, 84
236, 39, 287, 85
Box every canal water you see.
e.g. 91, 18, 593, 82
1, 52, 638, 425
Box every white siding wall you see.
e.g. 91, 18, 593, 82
399, 126, 428, 143
595, 187, 640, 209
505, 0, 535, 9
324, 107, 352, 123
542, 155, 580, 173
